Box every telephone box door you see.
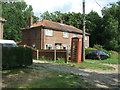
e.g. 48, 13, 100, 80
71, 37, 83, 63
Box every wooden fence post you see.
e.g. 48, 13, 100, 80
37, 49, 39, 60
65, 50, 69, 63
54, 49, 56, 61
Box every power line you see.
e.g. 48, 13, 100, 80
95, 0, 102, 8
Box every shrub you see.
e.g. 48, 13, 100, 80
2, 47, 32, 69
85, 48, 97, 56
93, 44, 110, 55
108, 50, 118, 54
93, 44, 104, 50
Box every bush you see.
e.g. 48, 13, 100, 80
93, 44, 110, 55
85, 48, 97, 56
2, 47, 32, 69
93, 44, 104, 50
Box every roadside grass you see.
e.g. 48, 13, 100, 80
2, 68, 32, 75
37, 58, 115, 70
2, 68, 91, 88
86, 53, 119, 64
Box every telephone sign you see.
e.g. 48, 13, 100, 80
71, 37, 83, 63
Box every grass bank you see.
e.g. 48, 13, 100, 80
86, 53, 119, 64
2, 68, 91, 88
37, 53, 119, 70
38, 58, 115, 70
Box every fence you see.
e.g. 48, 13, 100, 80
32, 49, 69, 63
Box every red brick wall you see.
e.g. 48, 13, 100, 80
43, 29, 89, 50
22, 28, 42, 50
22, 28, 89, 50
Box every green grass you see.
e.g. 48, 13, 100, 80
37, 58, 115, 70
2, 68, 91, 88
25, 70, 90, 88
35, 53, 119, 71
86, 53, 119, 64
66, 62, 115, 70
2, 68, 32, 75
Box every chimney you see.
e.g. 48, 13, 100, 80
28, 16, 33, 27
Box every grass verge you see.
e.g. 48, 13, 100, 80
37, 58, 115, 70
37, 53, 119, 70
2, 68, 91, 88
86, 53, 119, 64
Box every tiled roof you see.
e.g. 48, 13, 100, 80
22, 19, 89, 35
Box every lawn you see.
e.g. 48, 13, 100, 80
2, 68, 91, 88
37, 53, 119, 70
86, 53, 119, 64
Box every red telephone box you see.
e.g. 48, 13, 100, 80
71, 37, 83, 63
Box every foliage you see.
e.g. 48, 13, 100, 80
93, 44, 103, 50
2, 1, 38, 41
101, 1, 120, 51
40, 11, 83, 29
39, 1, 120, 52
85, 48, 97, 56
2, 47, 32, 69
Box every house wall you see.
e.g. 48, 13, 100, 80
22, 28, 89, 50
43, 29, 89, 50
22, 28, 42, 50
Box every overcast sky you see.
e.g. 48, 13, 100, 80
24, 0, 119, 17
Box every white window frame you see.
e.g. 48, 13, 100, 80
56, 44, 61, 50
63, 32, 69, 38
72, 34, 78, 37
63, 45, 68, 50
45, 29, 53, 36
45, 44, 52, 50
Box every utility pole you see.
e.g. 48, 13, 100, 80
82, 0, 85, 61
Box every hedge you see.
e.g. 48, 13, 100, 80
2, 47, 32, 69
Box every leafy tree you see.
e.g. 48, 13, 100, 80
2, 1, 38, 41
86, 11, 102, 46
40, 11, 83, 29
101, 1, 119, 51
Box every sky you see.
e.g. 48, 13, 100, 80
24, 0, 119, 17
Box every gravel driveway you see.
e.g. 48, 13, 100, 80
29, 60, 120, 88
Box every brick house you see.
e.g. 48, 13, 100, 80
0, 17, 6, 39
21, 19, 90, 50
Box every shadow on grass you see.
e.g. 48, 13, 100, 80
31, 62, 119, 88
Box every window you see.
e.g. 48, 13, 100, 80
72, 34, 78, 37
63, 32, 69, 38
45, 44, 52, 50
45, 29, 53, 36
56, 44, 61, 50
63, 45, 68, 50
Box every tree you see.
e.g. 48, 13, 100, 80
86, 11, 102, 47
2, 1, 38, 41
40, 11, 83, 29
101, 1, 119, 51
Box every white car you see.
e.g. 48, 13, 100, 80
0, 40, 18, 47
